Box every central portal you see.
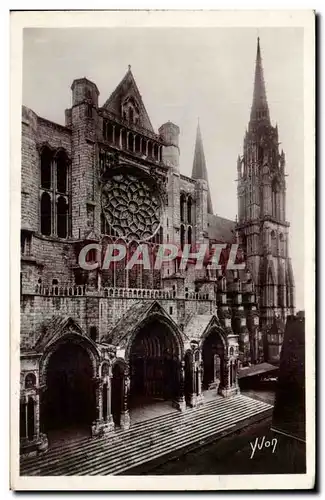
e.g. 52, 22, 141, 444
129, 319, 180, 408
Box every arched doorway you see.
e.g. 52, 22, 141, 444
129, 319, 180, 408
41, 342, 96, 435
202, 330, 225, 391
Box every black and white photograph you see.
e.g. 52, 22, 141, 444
10, 9, 315, 491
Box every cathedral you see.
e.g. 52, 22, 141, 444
20, 38, 295, 455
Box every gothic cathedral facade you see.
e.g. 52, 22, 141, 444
20, 39, 295, 455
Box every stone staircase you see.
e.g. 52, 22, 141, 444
20, 394, 273, 476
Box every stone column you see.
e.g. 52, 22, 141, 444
107, 375, 113, 423
189, 356, 197, 407
219, 356, 238, 398
119, 128, 123, 149
120, 369, 131, 430
195, 350, 204, 406
173, 360, 186, 412
112, 125, 115, 145
103, 374, 114, 434
23, 398, 28, 439
91, 377, 103, 436
34, 393, 40, 439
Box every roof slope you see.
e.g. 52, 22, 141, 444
207, 213, 236, 243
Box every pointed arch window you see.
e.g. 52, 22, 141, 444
180, 224, 185, 251
40, 192, 51, 236
39, 146, 70, 238
180, 193, 186, 223
129, 107, 134, 124
267, 270, 275, 307
286, 280, 291, 308
279, 233, 285, 257
187, 226, 192, 246
41, 147, 52, 189
57, 196, 68, 239
56, 150, 68, 194
187, 196, 192, 224
271, 230, 277, 256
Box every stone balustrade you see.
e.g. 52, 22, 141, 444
33, 284, 214, 301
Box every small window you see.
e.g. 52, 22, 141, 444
129, 107, 134, 123
169, 307, 173, 315
86, 104, 92, 118
52, 279, 58, 285
90, 326, 97, 342
21, 232, 31, 255
25, 373, 36, 389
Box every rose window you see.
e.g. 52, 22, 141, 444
102, 174, 161, 240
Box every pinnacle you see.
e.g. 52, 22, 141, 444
250, 38, 270, 124
191, 121, 213, 214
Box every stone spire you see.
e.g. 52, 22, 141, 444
250, 37, 270, 125
191, 120, 213, 214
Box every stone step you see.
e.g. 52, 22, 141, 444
81, 402, 271, 476
21, 395, 272, 476
20, 396, 235, 469
59, 398, 263, 476
22, 395, 260, 474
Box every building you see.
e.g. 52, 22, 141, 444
20, 39, 295, 455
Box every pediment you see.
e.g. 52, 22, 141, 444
103, 67, 154, 133
34, 316, 84, 352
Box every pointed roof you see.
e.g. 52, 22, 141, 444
191, 121, 213, 214
250, 38, 270, 124
34, 316, 85, 352
103, 65, 154, 133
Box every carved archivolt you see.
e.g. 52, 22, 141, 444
102, 174, 161, 240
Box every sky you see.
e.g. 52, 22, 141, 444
22, 27, 304, 310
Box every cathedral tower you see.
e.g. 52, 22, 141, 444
236, 38, 295, 359
192, 120, 213, 215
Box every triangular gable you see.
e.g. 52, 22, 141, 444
185, 314, 222, 342
103, 300, 183, 347
103, 67, 154, 133
34, 316, 84, 352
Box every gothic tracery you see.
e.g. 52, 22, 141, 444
102, 174, 161, 241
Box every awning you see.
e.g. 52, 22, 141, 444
238, 362, 278, 379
